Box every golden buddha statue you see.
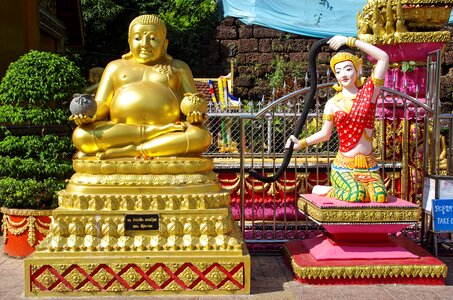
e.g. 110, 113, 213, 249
26, 15, 250, 296
70, 14, 211, 159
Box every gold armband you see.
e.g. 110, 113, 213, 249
372, 76, 385, 87
322, 114, 333, 122
346, 37, 357, 48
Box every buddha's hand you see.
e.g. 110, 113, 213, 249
69, 114, 96, 126
181, 93, 207, 124
327, 35, 347, 50
186, 111, 206, 124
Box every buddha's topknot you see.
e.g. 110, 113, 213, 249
128, 14, 166, 37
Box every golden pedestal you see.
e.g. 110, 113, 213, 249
25, 157, 251, 297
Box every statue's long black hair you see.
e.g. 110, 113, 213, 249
249, 37, 331, 183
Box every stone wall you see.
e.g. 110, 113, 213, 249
195, 17, 453, 112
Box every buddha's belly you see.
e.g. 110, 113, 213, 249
110, 81, 180, 125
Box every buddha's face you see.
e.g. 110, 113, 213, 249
129, 24, 168, 64
334, 60, 357, 89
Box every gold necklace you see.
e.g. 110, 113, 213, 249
334, 92, 356, 113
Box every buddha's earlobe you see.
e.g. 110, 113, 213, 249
122, 52, 133, 60
165, 39, 169, 51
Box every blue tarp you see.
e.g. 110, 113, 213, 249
220, 0, 453, 38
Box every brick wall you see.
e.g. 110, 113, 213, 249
195, 17, 453, 112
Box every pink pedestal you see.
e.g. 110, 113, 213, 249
285, 194, 447, 284
285, 237, 447, 285
306, 234, 419, 261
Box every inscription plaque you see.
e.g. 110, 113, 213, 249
125, 214, 159, 231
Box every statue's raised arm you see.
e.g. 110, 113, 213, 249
71, 14, 211, 159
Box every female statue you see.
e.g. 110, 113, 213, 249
70, 15, 211, 159
286, 35, 389, 203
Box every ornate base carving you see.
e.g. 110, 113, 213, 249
25, 245, 250, 296
298, 194, 419, 223
287, 194, 446, 284
358, 31, 451, 45
284, 237, 447, 285
25, 157, 250, 295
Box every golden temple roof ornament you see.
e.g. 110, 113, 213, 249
357, 0, 452, 44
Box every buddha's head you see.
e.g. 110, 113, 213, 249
127, 15, 169, 64
330, 49, 363, 91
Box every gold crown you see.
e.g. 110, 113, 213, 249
128, 14, 166, 37
330, 52, 362, 72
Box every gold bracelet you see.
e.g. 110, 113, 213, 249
300, 138, 308, 149
346, 37, 357, 48
372, 76, 385, 87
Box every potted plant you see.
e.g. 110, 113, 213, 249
0, 50, 86, 257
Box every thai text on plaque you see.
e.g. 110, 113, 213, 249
125, 214, 159, 230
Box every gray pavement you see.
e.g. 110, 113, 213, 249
1, 236, 453, 300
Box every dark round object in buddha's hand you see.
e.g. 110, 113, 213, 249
70, 94, 97, 117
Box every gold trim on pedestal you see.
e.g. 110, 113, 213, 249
284, 246, 447, 281
73, 157, 214, 174
35, 209, 244, 253
359, 31, 451, 45
68, 172, 219, 186
58, 190, 231, 210
1, 207, 53, 216
25, 244, 251, 296
298, 196, 419, 223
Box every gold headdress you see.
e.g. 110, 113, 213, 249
128, 14, 167, 38
330, 52, 362, 72
330, 52, 364, 91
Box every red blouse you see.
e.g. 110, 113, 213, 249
333, 78, 376, 152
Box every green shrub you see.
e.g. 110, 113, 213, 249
0, 50, 84, 210
0, 157, 73, 179
0, 178, 64, 209
0, 134, 74, 160
0, 50, 87, 108
0, 106, 70, 125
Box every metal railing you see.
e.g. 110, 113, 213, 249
203, 76, 439, 245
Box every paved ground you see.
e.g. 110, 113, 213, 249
1, 236, 453, 300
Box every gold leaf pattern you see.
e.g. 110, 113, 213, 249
64, 268, 85, 287
149, 267, 170, 286
136, 280, 154, 291
120, 267, 141, 287
53, 282, 71, 292
36, 269, 57, 289
106, 281, 127, 292
78, 282, 100, 292
192, 280, 212, 291
163, 281, 184, 291
178, 267, 199, 286
92, 268, 114, 287
232, 268, 244, 284
219, 281, 240, 290
206, 267, 227, 286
